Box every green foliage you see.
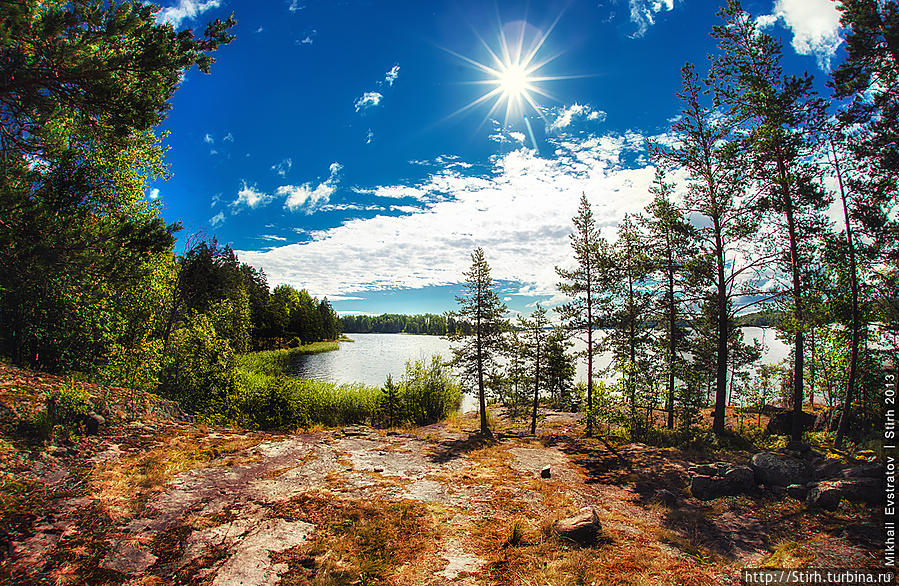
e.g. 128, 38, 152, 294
158, 313, 240, 419
341, 313, 449, 335
391, 355, 462, 426
448, 247, 507, 436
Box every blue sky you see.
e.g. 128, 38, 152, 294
151, 0, 845, 316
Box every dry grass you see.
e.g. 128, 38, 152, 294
91, 428, 261, 519
269, 492, 439, 585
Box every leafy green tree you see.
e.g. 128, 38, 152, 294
711, 0, 830, 442
556, 194, 610, 436
448, 247, 507, 437
0, 1, 234, 372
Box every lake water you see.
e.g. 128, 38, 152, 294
288, 327, 790, 412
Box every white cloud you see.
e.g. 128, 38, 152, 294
232, 182, 273, 209
509, 131, 526, 143
300, 36, 314, 45
365, 129, 374, 144
354, 92, 383, 112
236, 132, 660, 298
148, 188, 160, 200
628, 0, 674, 38
279, 162, 343, 213
288, 0, 304, 12
757, 0, 843, 69
385, 65, 400, 86
209, 211, 225, 227
261, 234, 288, 242
272, 158, 292, 177
157, 0, 221, 28
223, 132, 234, 142
204, 133, 214, 144
550, 103, 607, 130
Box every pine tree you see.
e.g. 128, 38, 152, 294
517, 304, 551, 435
448, 247, 507, 437
556, 194, 609, 436
710, 0, 830, 442
653, 62, 761, 434
640, 168, 698, 428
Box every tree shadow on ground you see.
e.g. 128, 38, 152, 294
428, 433, 495, 464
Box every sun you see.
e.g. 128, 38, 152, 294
442, 18, 573, 131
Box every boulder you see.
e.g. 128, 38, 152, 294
750, 452, 812, 487
766, 410, 818, 435
652, 489, 679, 507
834, 478, 883, 504
814, 459, 848, 480
540, 466, 552, 479
786, 484, 808, 500
690, 475, 718, 500
688, 464, 719, 477
690, 465, 755, 500
842, 463, 884, 479
552, 508, 602, 545
807, 481, 843, 510
720, 465, 755, 494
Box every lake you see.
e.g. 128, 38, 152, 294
288, 327, 790, 412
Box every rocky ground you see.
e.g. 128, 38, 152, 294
0, 365, 886, 585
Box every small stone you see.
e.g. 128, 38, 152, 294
540, 466, 551, 479
49, 446, 67, 457
373, 468, 384, 473
552, 508, 602, 545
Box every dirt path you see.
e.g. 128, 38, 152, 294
2, 411, 883, 585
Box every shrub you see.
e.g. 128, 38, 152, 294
392, 355, 461, 426
157, 312, 240, 420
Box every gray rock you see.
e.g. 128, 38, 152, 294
841, 463, 884, 479
814, 459, 848, 479
766, 410, 817, 435
652, 489, 679, 507
49, 445, 68, 457
540, 466, 551, 479
690, 475, 719, 500
552, 507, 602, 545
721, 465, 755, 493
751, 452, 812, 487
834, 477, 883, 503
807, 481, 842, 510
81, 412, 105, 435
688, 464, 718, 476
786, 484, 808, 500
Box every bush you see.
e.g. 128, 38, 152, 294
391, 355, 461, 426
158, 312, 240, 420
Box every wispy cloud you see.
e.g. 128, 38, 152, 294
261, 234, 288, 242
354, 91, 383, 112
365, 129, 374, 144
549, 103, 607, 130
204, 133, 214, 144
288, 0, 304, 12
278, 162, 343, 213
384, 65, 400, 86
156, 0, 221, 28
236, 126, 664, 298
223, 132, 234, 143
209, 211, 225, 228
757, 0, 842, 70
232, 182, 273, 209
628, 0, 674, 38
272, 158, 293, 177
